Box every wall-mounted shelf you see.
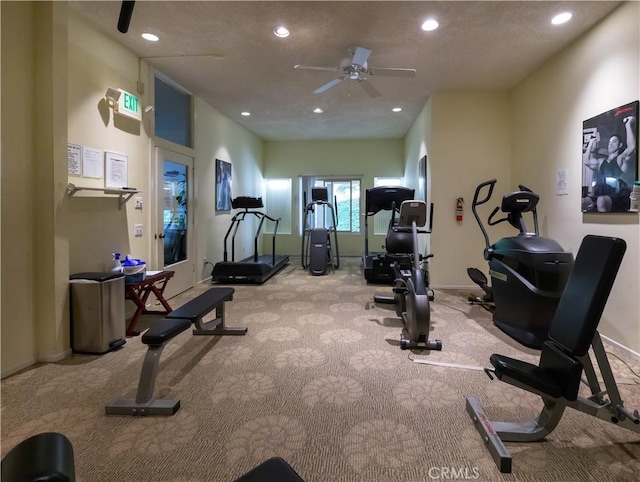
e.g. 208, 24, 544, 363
66, 183, 140, 209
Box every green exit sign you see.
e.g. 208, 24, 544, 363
116, 89, 141, 121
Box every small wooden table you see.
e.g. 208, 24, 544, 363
125, 270, 175, 336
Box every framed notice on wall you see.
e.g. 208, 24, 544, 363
67, 143, 82, 176
105, 151, 128, 189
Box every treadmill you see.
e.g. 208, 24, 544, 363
362, 186, 415, 283
212, 197, 289, 284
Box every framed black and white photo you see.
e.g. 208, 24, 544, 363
215, 159, 232, 212
418, 154, 427, 201
581, 101, 638, 213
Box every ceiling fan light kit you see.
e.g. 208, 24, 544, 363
295, 46, 416, 98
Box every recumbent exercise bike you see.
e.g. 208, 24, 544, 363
374, 200, 441, 351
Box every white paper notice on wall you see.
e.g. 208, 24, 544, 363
82, 146, 103, 179
105, 151, 128, 189
556, 169, 568, 196
67, 143, 82, 176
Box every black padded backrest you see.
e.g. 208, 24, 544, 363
549, 235, 626, 357
365, 186, 415, 215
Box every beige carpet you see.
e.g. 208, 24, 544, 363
2, 258, 639, 481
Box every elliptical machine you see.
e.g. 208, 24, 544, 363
301, 187, 340, 275
468, 179, 573, 349
375, 200, 441, 351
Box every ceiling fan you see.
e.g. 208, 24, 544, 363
294, 46, 416, 98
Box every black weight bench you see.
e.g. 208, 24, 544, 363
106, 317, 192, 416
466, 235, 639, 473
167, 287, 247, 336
234, 457, 305, 482
1, 432, 75, 482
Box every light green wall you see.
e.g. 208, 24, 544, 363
1, 5, 264, 377
194, 97, 264, 277
404, 92, 512, 287
263, 139, 404, 256
511, 1, 640, 352
66, 9, 151, 275
2, 2, 639, 378
2, 1, 39, 374
2, 1, 70, 377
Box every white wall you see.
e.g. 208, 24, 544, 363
194, 97, 264, 278
263, 139, 404, 256
2, 1, 70, 376
1, 5, 265, 377
66, 10, 264, 282
3, 2, 638, 377
67, 10, 151, 274
2, 1, 38, 374
511, 1, 640, 352
404, 92, 513, 288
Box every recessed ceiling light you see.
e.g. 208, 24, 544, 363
241, 111, 251, 116
274, 26, 290, 38
421, 18, 439, 32
551, 12, 572, 25
392, 107, 402, 112
313, 108, 323, 113
141, 32, 159, 42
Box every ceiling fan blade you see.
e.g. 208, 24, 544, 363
294, 65, 339, 72
352, 47, 372, 66
358, 80, 381, 98
117, 1, 135, 33
369, 68, 417, 78
314, 78, 343, 94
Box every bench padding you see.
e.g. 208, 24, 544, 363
142, 318, 191, 346
167, 288, 234, 321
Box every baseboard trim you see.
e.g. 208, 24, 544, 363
38, 349, 71, 363
432, 284, 478, 291
1, 357, 37, 379
601, 334, 640, 361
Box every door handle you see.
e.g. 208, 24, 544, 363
157, 233, 165, 239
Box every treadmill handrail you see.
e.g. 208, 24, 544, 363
223, 208, 283, 263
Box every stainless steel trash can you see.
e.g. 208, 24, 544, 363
69, 272, 126, 354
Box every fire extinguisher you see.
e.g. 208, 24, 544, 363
456, 197, 464, 221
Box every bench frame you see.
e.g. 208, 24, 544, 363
106, 318, 192, 416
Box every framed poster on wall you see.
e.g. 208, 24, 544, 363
418, 154, 427, 201
215, 159, 232, 211
581, 101, 638, 213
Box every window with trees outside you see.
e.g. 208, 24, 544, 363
300, 176, 361, 234
264, 178, 292, 234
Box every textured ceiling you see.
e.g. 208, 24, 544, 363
69, 1, 622, 141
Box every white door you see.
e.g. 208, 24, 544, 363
154, 147, 195, 298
